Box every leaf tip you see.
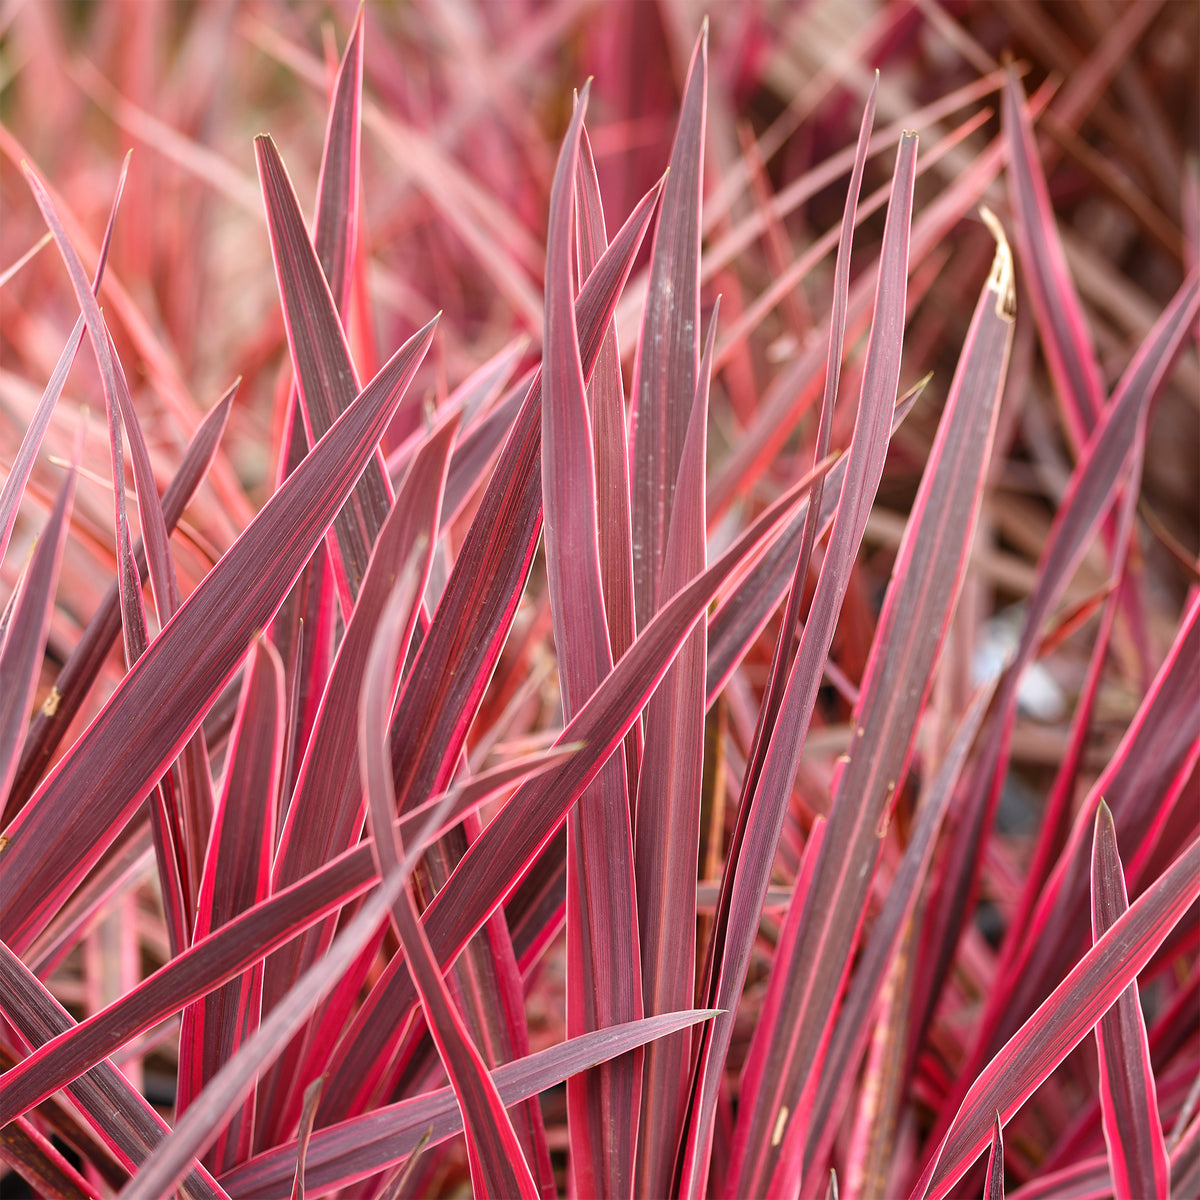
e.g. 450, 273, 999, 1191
979, 206, 1016, 320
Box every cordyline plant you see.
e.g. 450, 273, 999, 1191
0, 3, 1197, 1199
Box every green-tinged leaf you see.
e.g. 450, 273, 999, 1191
0, 316, 436, 954
680, 131, 918, 1200
218, 1012, 719, 1200
178, 639, 286, 1175
361, 568, 539, 1200
912, 833, 1200, 1200
256, 134, 394, 612
0, 454, 77, 809
1090, 803, 1170, 1200
729, 204, 1012, 1197
630, 24, 706, 630
633, 300, 717, 1199
0, 943, 226, 1200
6, 382, 236, 823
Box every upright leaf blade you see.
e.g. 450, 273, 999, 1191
314, 172, 663, 1129
256, 134, 394, 612
312, 5, 363, 317
542, 83, 642, 1200
0, 454, 78, 809
177, 639, 285, 1174
1091, 804, 1169, 1200
1003, 69, 1104, 448
630, 25, 706, 631
633, 301, 717, 1198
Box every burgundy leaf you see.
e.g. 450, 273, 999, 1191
984, 1114, 1005, 1200
311, 5, 363, 317
6, 381, 236, 823
729, 205, 1013, 1197
0, 751, 568, 1132
314, 172, 664, 1129
258, 418, 457, 1106
112, 862, 423, 1200
576, 128, 637, 737
256, 134, 394, 612
1090, 802, 1170, 1200
178, 639, 286, 1174
801, 679, 997, 1180
270, 1, 366, 822
633, 301, 718, 1198
913, 267, 1200, 1085
542, 81, 642, 1200
0, 1115, 103, 1200
0, 942, 226, 1200
0, 453, 77, 809
630, 24, 706, 631
1002, 69, 1104, 449
314, 451, 826, 1130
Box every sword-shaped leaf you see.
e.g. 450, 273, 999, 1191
1090, 802, 1169, 1200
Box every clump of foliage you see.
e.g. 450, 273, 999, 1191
0, 2, 1197, 1198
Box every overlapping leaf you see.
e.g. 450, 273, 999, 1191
0, 315, 437, 953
